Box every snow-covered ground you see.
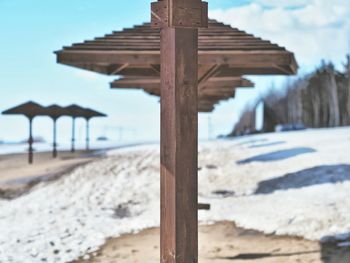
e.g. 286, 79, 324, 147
1, 127, 350, 262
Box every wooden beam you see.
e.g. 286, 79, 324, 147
198, 64, 221, 87
160, 27, 199, 263
154, 1, 208, 262
198, 203, 210, 210
110, 76, 253, 89
109, 63, 129, 75
56, 50, 296, 75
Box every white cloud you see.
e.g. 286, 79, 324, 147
209, 0, 350, 69
256, 0, 308, 8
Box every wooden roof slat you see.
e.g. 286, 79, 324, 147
56, 19, 298, 112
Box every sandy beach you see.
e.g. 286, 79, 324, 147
75, 222, 324, 263
0, 150, 100, 199
1, 127, 350, 262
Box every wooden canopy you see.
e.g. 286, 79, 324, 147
65, 104, 88, 118
2, 101, 46, 164
83, 108, 107, 120
2, 101, 46, 118
56, 19, 297, 112
56, 19, 297, 77
45, 104, 70, 119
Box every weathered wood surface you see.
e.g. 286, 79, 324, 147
56, 20, 297, 80
160, 26, 199, 263
111, 76, 254, 112
155, 1, 207, 262
56, 18, 296, 113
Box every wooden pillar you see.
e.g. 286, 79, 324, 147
151, 1, 208, 262
71, 117, 76, 153
52, 118, 58, 158
86, 118, 90, 151
28, 117, 34, 164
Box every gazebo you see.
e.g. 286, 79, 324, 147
56, 6, 297, 262
2, 101, 46, 164
65, 104, 87, 153
82, 108, 107, 150
44, 104, 70, 158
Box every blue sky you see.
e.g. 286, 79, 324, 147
0, 0, 349, 144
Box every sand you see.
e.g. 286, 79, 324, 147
75, 222, 350, 263
0, 150, 100, 198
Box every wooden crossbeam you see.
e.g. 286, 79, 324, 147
56, 50, 296, 75
110, 76, 253, 89
108, 63, 129, 75
198, 64, 221, 87
111, 75, 253, 112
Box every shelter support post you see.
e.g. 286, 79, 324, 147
71, 117, 76, 153
160, 28, 198, 263
86, 119, 90, 151
53, 118, 58, 158
28, 117, 34, 164
151, 1, 208, 262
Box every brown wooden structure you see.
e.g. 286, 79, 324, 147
2, 101, 46, 164
44, 104, 70, 158
82, 108, 107, 150
55, 2, 297, 261
65, 104, 87, 153
111, 76, 254, 112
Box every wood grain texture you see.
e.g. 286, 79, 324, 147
160, 27, 198, 263
56, 19, 298, 78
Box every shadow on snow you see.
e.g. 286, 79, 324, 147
254, 164, 350, 195
237, 147, 316, 164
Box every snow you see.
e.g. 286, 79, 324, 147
1, 127, 350, 262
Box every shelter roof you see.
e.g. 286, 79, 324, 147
2, 101, 46, 118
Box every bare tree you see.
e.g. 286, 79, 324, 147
230, 55, 350, 136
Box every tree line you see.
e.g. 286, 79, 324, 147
230, 55, 350, 136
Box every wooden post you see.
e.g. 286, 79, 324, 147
71, 117, 76, 153
52, 118, 58, 158
28, 117, 34, 164
151, 1, 208, 262
86, 118, 90, 151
